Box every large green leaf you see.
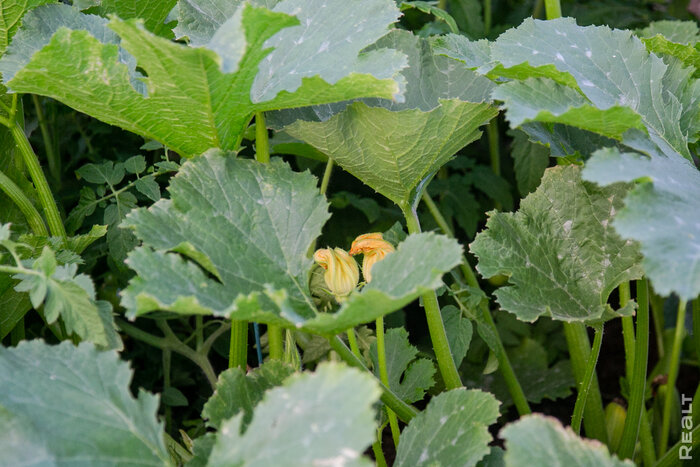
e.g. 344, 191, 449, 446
202, 361, 294, 430
582, 136, 700, 300
0, 0, 56, 56
395, 388, 500, 467
276, 29, 497, 208
0, 405, 56, 466
0, 0, 406, 157
87, 0, 178, 37
0, 340, 169, 466
470, 165, 643, 323
369, 327, 435, 404
488, 18, 700, 159
500, 415, 633, 466
207, 363, 380, 467
121, 152, 462, 334
509, 129, 549, 196
637, 20, 700, 74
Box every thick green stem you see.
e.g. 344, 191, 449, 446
254, 111, 283, 360
268, 324, 284, 360
544, 0, 562, 19
116, 319, 217, 389
571, 324, 604, 434
228, 320, 248, 370
563, 322, 608, 443
328, 335, 418, 422
31, 95, 59, 183
8, 116, 65, 238
422, 191, 531, 414
320, 158, 334, 195
254, 112, 270, 164
195, 316, 203, 351
618, 279, 650, 459
376, 317, 401, 449
402, 205, 462, 389
347, 327, 361, 359
619, 282, 635, 376
658, 300, 687, 454
654, 423, 700, 467
651, 293, 666, 359
372, 431, 388, 467
640, 409, 657, 465
0, 168, 48, 236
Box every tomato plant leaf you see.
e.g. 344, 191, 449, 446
122, 152, 461, 334
276, 30, 497, 208
501, 415, 634, 466
202, 361, 294, 430
394, 388, 500, 467
582, 136, 700, 300
370, 328, 436, 404
471, 165, 643, 323
0, 340, 169, 466
0, 0, 406, 157
207, 363, 380, 467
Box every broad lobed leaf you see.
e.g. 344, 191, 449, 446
471, 165, 643, 323
207, 363, 380, 467
0, 0, 406, 157
582, 135, 700, 300
0, 340, 169, 466
121, 152, 462, 334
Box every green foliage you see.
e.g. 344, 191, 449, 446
370, 328, 436, 403
395, 388, 500, 466
202, 361, 294, 430
275, 29, 497, 208
0, 0, 407, 156
208, 363, 380, 467
471, 165, 643, 323
509, 129, 550, 196
582, 138, 700, 300
0, 340, 169, 465
500, 415, 634, 466
122, 152, 461, 334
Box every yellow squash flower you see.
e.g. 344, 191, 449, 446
312, 247, 359, 301
349, 232, 395, 282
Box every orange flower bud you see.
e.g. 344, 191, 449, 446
312, 247, 359, 301
349, 232, 394, 282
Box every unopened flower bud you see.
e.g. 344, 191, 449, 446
313, 247, 359, 301
349, 232, 395, 282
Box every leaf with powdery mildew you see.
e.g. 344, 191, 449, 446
202, 361, 294, 430
0, 340, 169, 466
501, 415, 633, 467
0, 0, 406, 157
395, 389, 500, 467
471, 165, 643, 323
121, 151, 462, 335
488, 17, 700, 160
582, 135, 700, 300
277, 30, 497, 208
207, 363, 380, 467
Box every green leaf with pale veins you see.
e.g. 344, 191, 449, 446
501, 415, 633, 466
470, 165, 643, 323
370, 328, 435, 404
207, 363, 380, 467
582, 135, 700, 300
487, 17, 700, 159
0, 1, 406, 157
88, 0, 178, 37
395, 388, 500, 467
13, 246, 121, 349
509, 129, 549, 196
202, 361, 294, 430
276, 30, 497, 208
0, 0, 56, 56
121, 152, 461, 334
0, 340, 169, 466
492, 78, 646, 140
637, 21, 700, 74
441, 304, 472, 368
